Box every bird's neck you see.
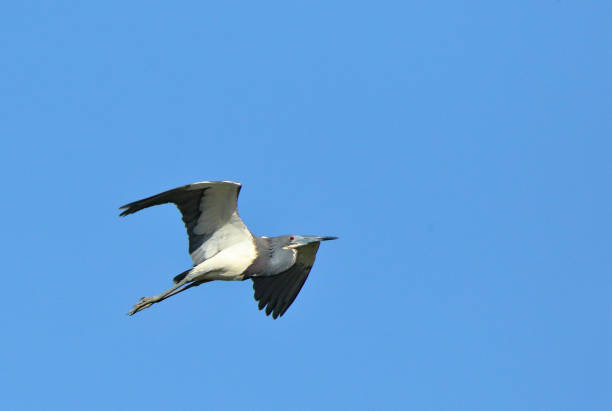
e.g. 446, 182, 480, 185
244, 236, 295, 277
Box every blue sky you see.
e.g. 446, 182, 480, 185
1, 1, 610, 410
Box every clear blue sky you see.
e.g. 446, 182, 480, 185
1, 2, 610, 410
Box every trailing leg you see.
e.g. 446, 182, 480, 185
128, 278, 210, 315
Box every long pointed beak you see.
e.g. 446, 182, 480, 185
286, 236, 339, 249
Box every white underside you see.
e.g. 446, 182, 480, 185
189, 212, 253, 265
186, 239, 257, 282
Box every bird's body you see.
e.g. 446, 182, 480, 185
120, 181, 336, 318
189, 239, 258, 282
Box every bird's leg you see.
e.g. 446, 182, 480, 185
128, 280, 212, 316
128, 280, 188, 315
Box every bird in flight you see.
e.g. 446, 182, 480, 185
120, 181, 337, 319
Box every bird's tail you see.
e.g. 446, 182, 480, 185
173, 268, 191, 284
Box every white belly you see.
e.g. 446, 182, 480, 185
186, 239, 256, 282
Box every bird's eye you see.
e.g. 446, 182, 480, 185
290, 236, 294, 241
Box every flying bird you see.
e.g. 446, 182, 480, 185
120, 181, 337, 319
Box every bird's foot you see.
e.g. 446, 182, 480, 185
128, 296, 157, 316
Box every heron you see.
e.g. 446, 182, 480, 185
120, 181, 337, 319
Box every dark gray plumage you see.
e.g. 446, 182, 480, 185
120, 181, 337, 319
252, 241, 321, 319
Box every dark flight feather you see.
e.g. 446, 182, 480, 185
252, 242, 320, 319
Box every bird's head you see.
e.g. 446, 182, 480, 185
283, 235, 338, 249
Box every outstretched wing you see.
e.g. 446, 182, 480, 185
252, 242, 320, 319
119, 181, 252, 265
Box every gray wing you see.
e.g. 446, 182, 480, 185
119, 181, 252, 265
252, 242, 320, 319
